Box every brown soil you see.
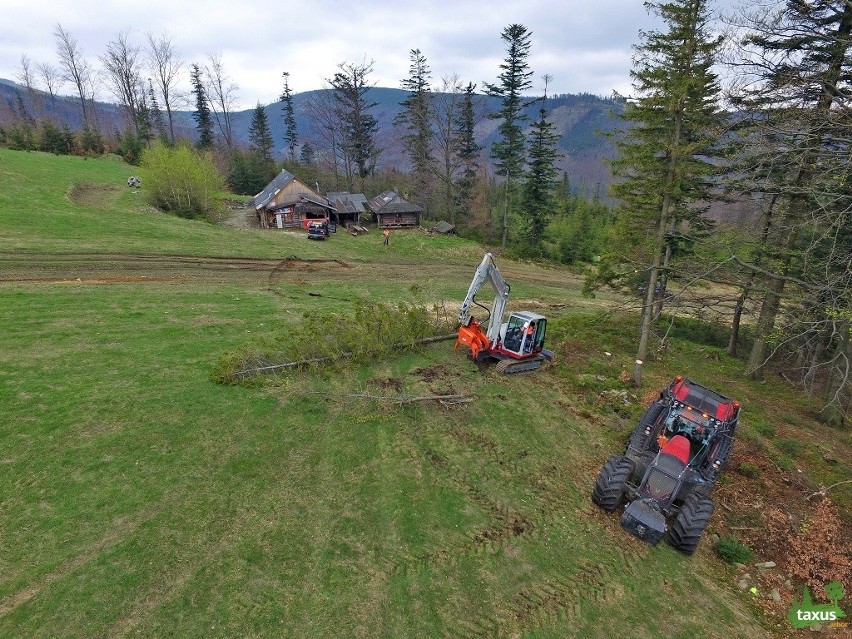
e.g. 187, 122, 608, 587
712, 440, 852, 633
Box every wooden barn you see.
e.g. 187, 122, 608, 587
253, 170, 336, 229
368, 191, 423, 229
326, 191, 368, 227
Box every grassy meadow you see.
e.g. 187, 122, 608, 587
1, 149, 848, 638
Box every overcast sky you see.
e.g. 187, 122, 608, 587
0, 0, 737, 110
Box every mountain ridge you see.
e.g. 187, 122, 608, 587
0, 79, 621, 194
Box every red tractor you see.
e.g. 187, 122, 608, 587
592, 376, 740, 554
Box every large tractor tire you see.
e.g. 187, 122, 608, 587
667, 493, 715, 555
628, 401, 666, 452
591, 455, 634, 512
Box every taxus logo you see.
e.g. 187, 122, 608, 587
788, 581, 847, 629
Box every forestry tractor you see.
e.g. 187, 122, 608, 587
455, 252, 553, 375
592, 376, 741, 554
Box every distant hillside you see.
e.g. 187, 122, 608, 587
0, 79, 623, 195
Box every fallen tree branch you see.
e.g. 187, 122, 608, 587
307, 390, 473, 406
806, 479, 852, 501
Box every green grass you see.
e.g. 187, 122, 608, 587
2, 149, 840, 637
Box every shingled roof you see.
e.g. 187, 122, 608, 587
368, 190, 423, 214
252, 169, 295, 211
327, 192, 368, 215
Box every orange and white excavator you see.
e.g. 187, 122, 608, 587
455, 252, 553, 375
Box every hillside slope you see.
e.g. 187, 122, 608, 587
1, 150, 848, 638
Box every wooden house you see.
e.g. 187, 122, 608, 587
326, 191, 368, 227
368, 191, 423, 229
253, 170, 336, 229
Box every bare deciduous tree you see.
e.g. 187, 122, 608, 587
100, 29, 143, 133
54, 23, 95, 128
146, 31, 183, 142
15, 54, 35, 91
204, 52, 239, 149
15, 54, 39, 118
36, 61, 62, 102
430, 74, 464, 220
304, 87, 350, 189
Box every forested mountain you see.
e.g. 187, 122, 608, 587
0, 79, 622, 196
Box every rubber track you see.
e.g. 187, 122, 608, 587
494, 356, 545, 375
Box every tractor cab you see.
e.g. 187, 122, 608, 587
498, 311, 547, 358
657, 407, 717, 466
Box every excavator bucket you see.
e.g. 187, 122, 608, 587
456, 322, 490, 359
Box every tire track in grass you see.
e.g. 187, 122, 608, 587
385, 444, 534, 577
386, 411, 647, 638
0, 508, 157, 618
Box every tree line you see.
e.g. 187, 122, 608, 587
0, 21, 603, 261
597, 0, 850, 427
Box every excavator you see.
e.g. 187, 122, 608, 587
455, 252, 553, 374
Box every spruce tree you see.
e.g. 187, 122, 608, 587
147, 79, 168, 144
190, 63, 214, 150
610, 0, 722, 386
726, 1, 852, 422
396, 49, 434, 210
453, 82, 481, 224
247, 102, 277, 193
280, 71, 298, 162
249, 102, 274, 164
300, 140, 314, 165
134, 88, 153, 149
328, 60, 379, 183
485, 24, 535, 248
522, 81, 563, 252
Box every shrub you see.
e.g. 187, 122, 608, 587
737, 462, 762, 478
776, 438, 803, 458
715, 536, 755, 564
141, 142, 225, 219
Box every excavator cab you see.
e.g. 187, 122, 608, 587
500, 312, 547, 356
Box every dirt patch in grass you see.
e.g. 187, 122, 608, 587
0, 251, 296, 286
67, 183, 124, 209
53, 275, 183, 285
270, 256, 351, 274
367, 377, 404, 391
411, 363, 451, 383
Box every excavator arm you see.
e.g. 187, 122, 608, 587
457, 252, 510, 345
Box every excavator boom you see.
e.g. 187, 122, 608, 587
457, 252, 509, 344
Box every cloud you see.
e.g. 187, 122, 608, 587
0, 0, 737, 110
